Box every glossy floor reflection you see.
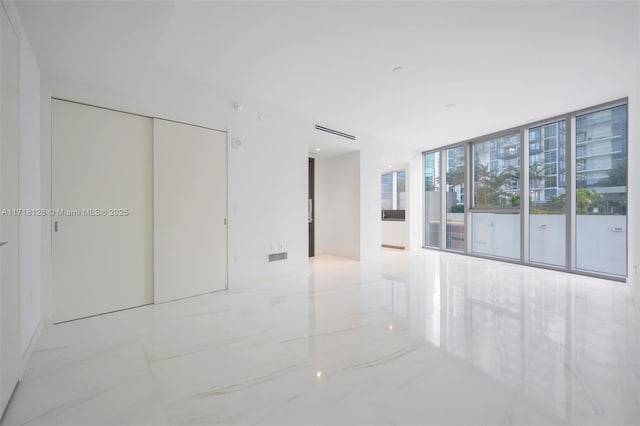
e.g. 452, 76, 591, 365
3, 249, 639, 425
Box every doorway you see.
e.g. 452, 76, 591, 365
308, 158, 315, 257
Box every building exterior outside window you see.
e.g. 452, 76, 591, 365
423, 100, 628, 279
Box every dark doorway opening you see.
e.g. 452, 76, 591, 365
308, 158, 315, 257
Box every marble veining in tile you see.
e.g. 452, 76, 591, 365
2, 249, 639, 425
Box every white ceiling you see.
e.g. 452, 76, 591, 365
15, 1, 640, 154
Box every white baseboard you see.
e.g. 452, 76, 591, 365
21, 320, 43, 378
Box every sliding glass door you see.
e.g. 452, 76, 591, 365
445, 146, 465, 251
574, 105, 627, 276
529, 120, 566, 267
424, 152, 441, 248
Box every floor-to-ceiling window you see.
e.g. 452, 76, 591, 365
574, 105, 627, 276
529, 120, 567, 267
424, 152, 441, 247
471, 134, 521, 260
422, 99, 627, 280
445, 146, 465, 251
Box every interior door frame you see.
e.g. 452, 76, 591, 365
309, 157, 315, 257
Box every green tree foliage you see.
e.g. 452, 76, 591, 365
474, 164, 519, 208
529, 161, 545, 188
546, 194, 565, 213
529, 161, 549, 213
544, 189, 605, 214
446, 166, 464, 188
575, 188, 605, 214
607, 160, 626, 186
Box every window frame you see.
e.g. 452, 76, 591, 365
421, 98, 628, 282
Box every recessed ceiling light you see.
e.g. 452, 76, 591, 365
388, 164, 392, 168
315, 148, 321, 151
392, 66, 404, 73
316, 371, 322, 378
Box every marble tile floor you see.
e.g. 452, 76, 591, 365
2, 249, 639, 425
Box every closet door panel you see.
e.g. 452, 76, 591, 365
153, 119, 227, 303
52, 100, 153, 323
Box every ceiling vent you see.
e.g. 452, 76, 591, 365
315, 125, 356, 141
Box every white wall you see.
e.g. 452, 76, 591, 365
17, 21, 40, 357
36, 72, 310, 321
408, 151, 423, 250
39, 77, 52, 324
358, 141, 382, 264
33, 64, 387, 324
315, 151, 361, 260
630, 15, 640, 317
2, 0, 42, 361
381, 221, 408, 248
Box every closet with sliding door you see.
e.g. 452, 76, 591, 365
51, 99, 228, 323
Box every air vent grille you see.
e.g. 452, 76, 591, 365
268, 252, 288, 262
315, 125, 356, 141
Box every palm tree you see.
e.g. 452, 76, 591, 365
475, 164, 515, 207
529, 161, 546, 212
446, 166, 464, 190
529, 161, 545, 189
474, 164, 492, 207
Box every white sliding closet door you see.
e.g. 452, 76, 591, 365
52, 100, 153, 323
0, 4, 21, 414
153, 119, 227, 303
